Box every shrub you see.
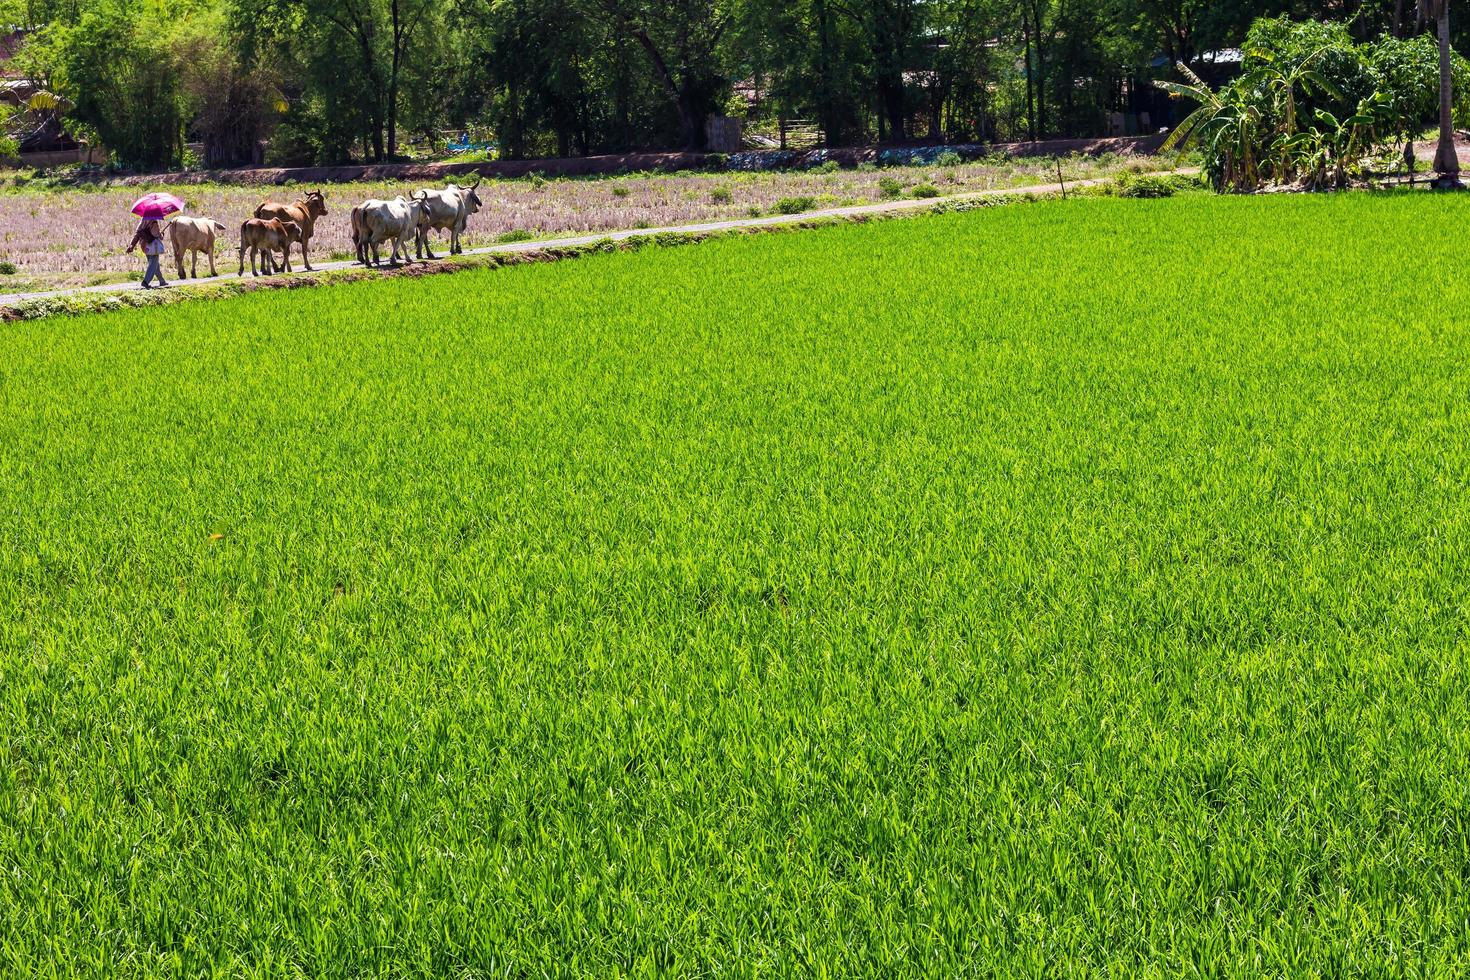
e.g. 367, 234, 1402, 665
1158, 16, 1438, 192
813, 160, 840, 174
909, 183, 941, 199
709, 186, 733, 204
1372, 33, 1470, 131
935, 151, 963, 167
878, 177, 904, 198
773, 196, 816, 215
746, 205, 762, 217
704, 153, 728, 171
611, 185, 630, 198
0, 261, 16, 275
497, 230, 533, 243
1114, 173, 1181, 198
528, 173, 546, 191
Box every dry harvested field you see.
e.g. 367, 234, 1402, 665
0, 152, 1179, 293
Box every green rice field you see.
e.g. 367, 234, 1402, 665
4, 192, 1470, 975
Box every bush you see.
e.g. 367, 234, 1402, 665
528, 173, 546, 190
1162, 15, 1455, 192
1371, 33, 1470, 131
1114, 173, 1181, 198
1243, 17, 1375, 120
935, 150, 963, 167
909, 183, 941, 199
611, 185, 630, 198
704, 153, 728, 171
878, 177, 904, 198
773, 196, 816, 215
709, 186, 733, 204
813, 160, 839, 174
0, 262, 17, 275
497, 230, 533, 243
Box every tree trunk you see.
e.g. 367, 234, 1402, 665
878, 75, 905, 142
677, 83, 704, 151
387, 80, 398, 158
1434, 6, 1462, 186
1023, 8, 1036, 142
814, 0, 842, 147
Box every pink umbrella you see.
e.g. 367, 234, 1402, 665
130, 192, 185, 219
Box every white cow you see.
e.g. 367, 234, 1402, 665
414, 179, 483, 259
351, 194, 432, 267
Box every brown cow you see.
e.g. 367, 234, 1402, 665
238, 218, 302, 277
168, 216, 227, 279
253, 190, 327, 271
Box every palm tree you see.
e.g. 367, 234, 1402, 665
1422, 0, 1464, 188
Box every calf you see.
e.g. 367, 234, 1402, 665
169, 216, 228, 279
238, 218, 303, 277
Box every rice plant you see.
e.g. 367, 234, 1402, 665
4, 191, 1470, 976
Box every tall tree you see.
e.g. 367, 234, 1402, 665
598, 0, 735, 149
1421, 0, 1463, 185
299, 0, 435, 159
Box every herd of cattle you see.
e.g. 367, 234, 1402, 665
164, 179, 486, 279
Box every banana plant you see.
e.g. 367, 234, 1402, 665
1273, 92, 1396, 190
1157, 64, 1264, 192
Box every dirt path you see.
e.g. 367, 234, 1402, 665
0, 171, 1193, 309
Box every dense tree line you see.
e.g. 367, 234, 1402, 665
1, 0, 1464, 168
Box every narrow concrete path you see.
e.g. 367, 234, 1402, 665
0, 170, 1195, 308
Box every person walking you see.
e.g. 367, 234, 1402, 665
126, 192, 187, 290
127, 217, 168, 288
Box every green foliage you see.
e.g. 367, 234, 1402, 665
1371, 33, 1470, 131
1113, 172, 1186, 197
709, 186, 733, 204
878, 176, 904, 198
1159, 19, 1458, 193
496, 229, 534, 242
7, 194, 1470, 972
909, 182, 941, 198
935, 150, 963, 167
10, 0, 1457, 171
51, 3, 188, 169
0, 261, 16, 274
773, 195, 817, 214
